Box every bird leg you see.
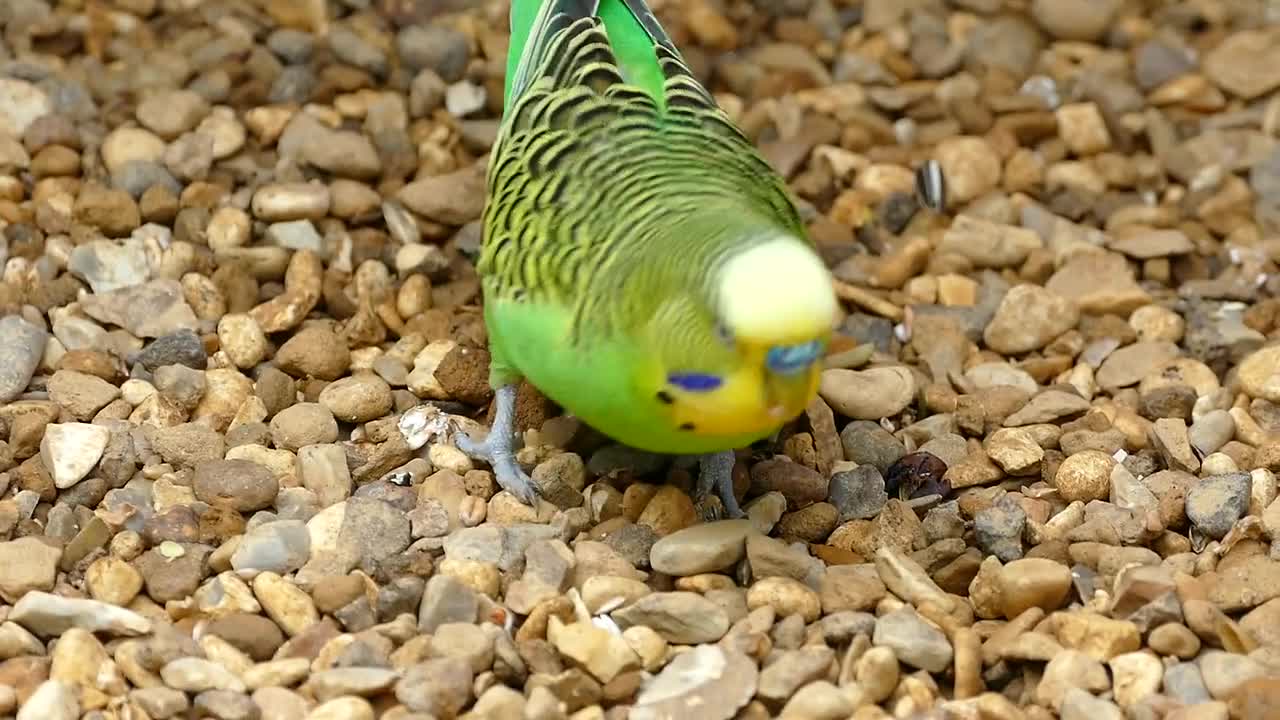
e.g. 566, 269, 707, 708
454, 384, 540, 505
695, 450, 745, 519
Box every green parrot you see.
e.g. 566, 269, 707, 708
453, 0, 839, 517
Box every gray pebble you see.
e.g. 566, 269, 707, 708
70, 238, 151, 294
442, 524, 559, 574
1133, 38, 1196, 90
419, 574, 478, 633
602, 522, 658, 570
1250, 145, 1280, 208
828, 465, 888, 522
923, 501, 966, 543
396, 657, 474, 716
269, 66, 316, 104
820, 611, 876, 645
409, 68, 446, 118
973, 495, 1026, 562
1188, 410, 1235, 456
193, 689, 257, 720
266, 219, 324, 253
378, 576, 426, 622
275, 487, 320, 523
0, 316, 47, 403
328, 26, 387, 76
1183, 301, 1265, 377
841, 313, 898, 353
1185, 472, 1251, 539
339, 497, 413, 569
840, 421, 906, 473
112, 159, 181, 199
39, 76, 97, 120
130, 687, 189, 719
1162, 662, 1210, 705
134, 329, 207, 371
352, 479, 417, 513
266, 28, 315, 64
230, 519, 311, 574
397, 25, 470, 81
189, 69, 231, 103
872, 606, 953, 673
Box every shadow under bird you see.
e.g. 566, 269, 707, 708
453, 0, 839, 518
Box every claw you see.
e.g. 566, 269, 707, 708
696, 498, 726, 523
696, 450, 745, 519
453, 384, 541, 505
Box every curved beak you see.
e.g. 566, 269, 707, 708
764, 362, 822, 423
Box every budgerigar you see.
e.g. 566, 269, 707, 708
454, 0, 839, 518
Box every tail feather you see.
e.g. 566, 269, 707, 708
503, 0, 721, 121
506, 0, 601, 106
614, 0, 675, 52
507, 0, 679, 108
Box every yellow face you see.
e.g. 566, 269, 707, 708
655, 334, 829, 439
645, 234, 838, 441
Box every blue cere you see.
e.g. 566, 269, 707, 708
667, 373, 724, 392
766, 340, 822, 374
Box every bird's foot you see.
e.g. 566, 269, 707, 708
695, 450, 745, 520
453, 384, 539, 506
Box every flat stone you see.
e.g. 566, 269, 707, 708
1096, 341, 1182, 390
630, 645, 757, 720
1046, 252, 1151, 316
1059, 688, 1123, 720
1036, 650, 1110, 708
1198, 650, 1266, 700
613, 592, 729, 644
0, 538, 61, 603
1186, 473, 1251, 540
818, 564, 886, 614
1003, 390, 1091, 426
306, 667, 399, 701
872, 606, 953, 673
1207, 555, 1280, 613
160, 657, 246, 693
395, 658, 474, 716
1204, 29, 1280, 99
15, 680, 77, 720
80, 279, 199, 339
230, 520, 311, 575
757, 647, 836, 702
649, 519, 754, 576
40, 423, 111, 489
974, 496, 1027, 562
983, 284, 1079, 354
1053, 611, 1141, 661
10, 592, 151, 637
547, 618, 640, 684
0, 317, 48, 403
0, 78, 51, 137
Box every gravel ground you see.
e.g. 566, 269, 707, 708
1, 0, 1280, 718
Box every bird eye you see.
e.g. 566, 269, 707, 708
714, 321, 734, 346
766, 340, 823, 375
667, 373, 723, 392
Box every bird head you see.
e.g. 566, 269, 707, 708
652, 234, 839, 440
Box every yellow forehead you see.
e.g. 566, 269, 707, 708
717, 237, 838, 344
